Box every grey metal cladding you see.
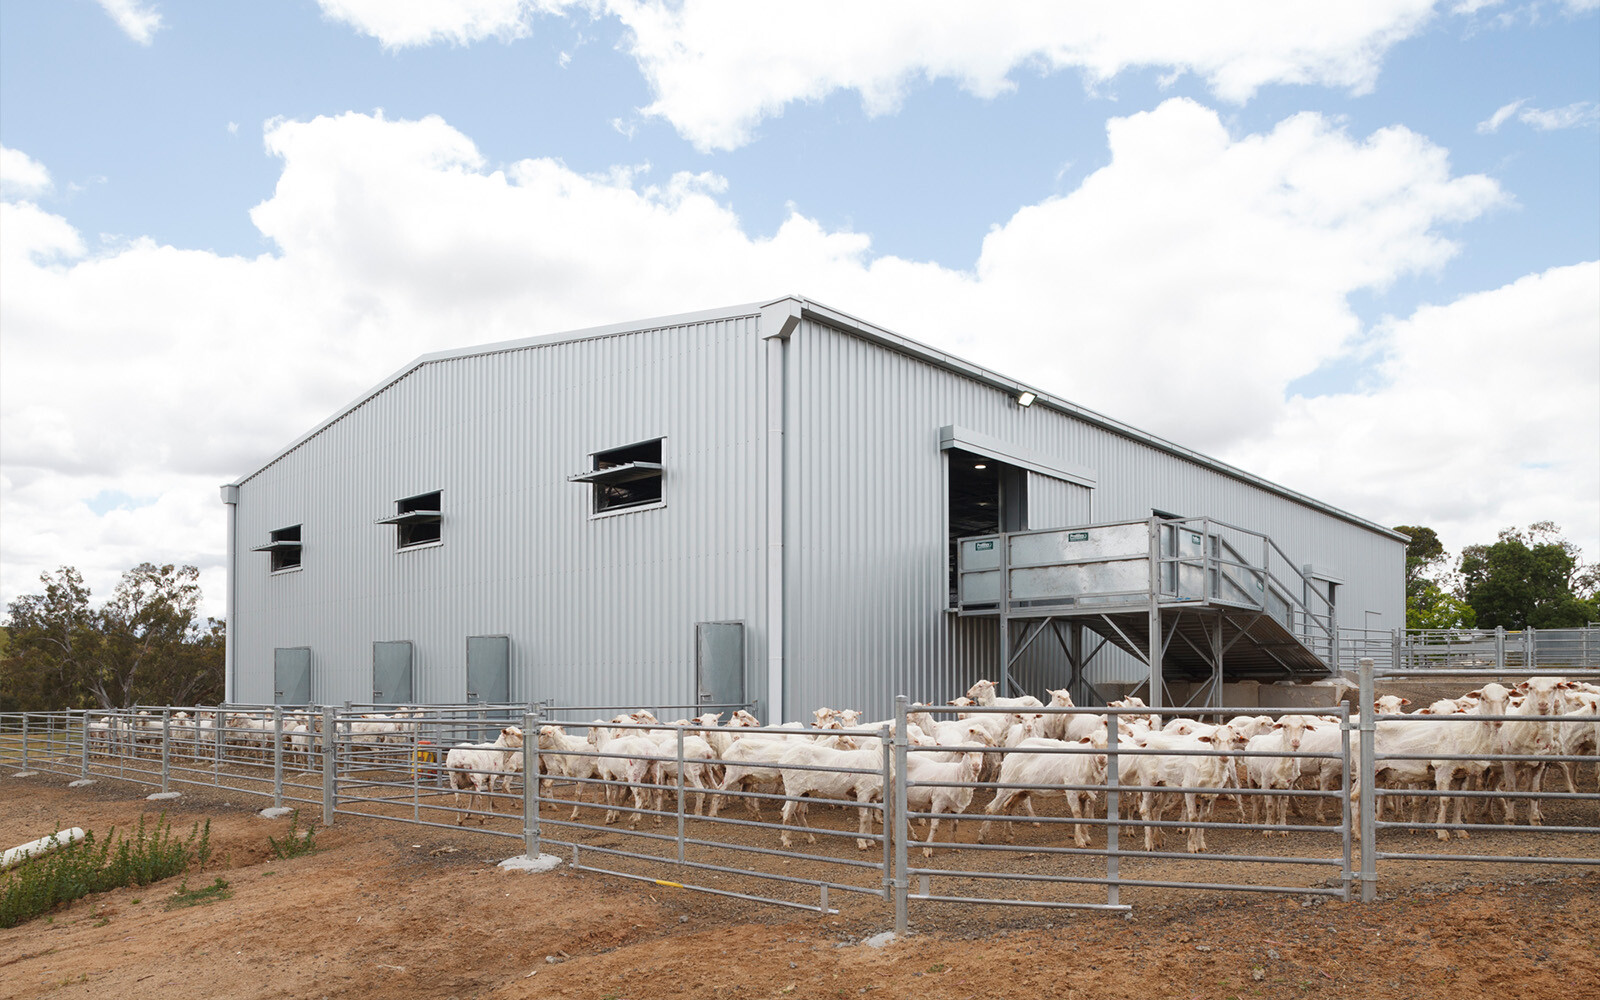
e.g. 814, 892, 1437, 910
232, 314, 770, 711
231, 299, 1401, 724
780, 317, 1403, 720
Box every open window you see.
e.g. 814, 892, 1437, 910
252, 524, 303, 573
947, 449, 1026, 605
568, 438, 664, 515
377, 491, 442, 548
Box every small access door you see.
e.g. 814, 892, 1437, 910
696, 622, 745, 709
466, 635, 511, 704
372, 641, 415, 704
274, 647, 311, 705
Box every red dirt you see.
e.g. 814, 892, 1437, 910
2, 774, 1597, 1000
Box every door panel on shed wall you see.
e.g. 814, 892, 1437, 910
273, 648, 311, 705
372, 641, 415, 704
466, 635, 511, 704
697, 622, 746, 708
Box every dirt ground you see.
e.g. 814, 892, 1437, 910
3, 772, 1597, 1000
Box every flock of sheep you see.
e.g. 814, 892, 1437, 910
83, 674, 1597, 856
520, 675, 1599, 855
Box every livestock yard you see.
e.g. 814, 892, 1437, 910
3, 666, 1598, 999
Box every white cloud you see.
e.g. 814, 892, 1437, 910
1479, 98, 1600, 134
1, 146, 52, 200
316, 0, 546, 48
1517, 101, 1600, 130
95, 0, 163, 45
4, 104, 1574, 619
316, 0, 1450, 150
602, 0, 1444, 150
1477, 99, 1525, 133
1226, 261, 1600, 567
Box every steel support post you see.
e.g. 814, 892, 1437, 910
1105, 713, 1120, 908
1391, 629, 1402, 672
80, 710, 90, 779
322, 707, 337, 826
892, 695, 910, 936
1495, 627, 1506, 672
1339, 703, 1353, 902
1147, 518, 1163, 709
1358, 658, 1376, 901
879, 725, 893, 899
998, 533, 1012, 697
160, 709, 171, 793
675, 725, 687, 865
272, 706, 284, 808
215, 706, 225, 776
523, 709, 540, 859
1525, 627, 1535, 670
21, 714, 29, 771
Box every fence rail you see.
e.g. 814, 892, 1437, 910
4, 666, 1596, 930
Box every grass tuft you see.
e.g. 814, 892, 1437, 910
166, 877, 231, 910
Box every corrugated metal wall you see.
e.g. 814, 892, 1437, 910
233, 315, 770, 713
782, 318, 1403, 720
232, 306, 1403, 724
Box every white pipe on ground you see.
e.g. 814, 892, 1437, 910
2, 828, 87, 870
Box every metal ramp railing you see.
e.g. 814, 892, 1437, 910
956, 516, 1341, 702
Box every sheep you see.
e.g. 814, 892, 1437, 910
587, 721, 660, 828
776, 741, 888, 850
444, 727, 525, 825
904, 751, 985, 856
536, 724, 598, 819
979, 734, 1108, 849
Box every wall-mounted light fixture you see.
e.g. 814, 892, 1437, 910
1016, 391, 1036, 408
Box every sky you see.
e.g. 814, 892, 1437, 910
1, 0, 1597, 620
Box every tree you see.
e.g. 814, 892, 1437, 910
1458, 522, 1600, 630
1393, 525, 1475, 630
1, 567, 99, 711
1, 563, 225, 712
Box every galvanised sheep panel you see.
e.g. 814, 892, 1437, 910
782, 317, 1403, 720
232, 314, 770, 713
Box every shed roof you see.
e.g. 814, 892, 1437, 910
227, 296, 1406, 542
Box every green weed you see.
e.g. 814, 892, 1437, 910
166, 877, 231, 910
0, 814, 212, 928
267, 810, 318, 860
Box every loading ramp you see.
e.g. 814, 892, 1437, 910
956, 516, 1340, 708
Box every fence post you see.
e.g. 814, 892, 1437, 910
80, 710, 91, 779
523, 708, 540, 860
1525, 627, 1536, 670
160, 708, 171, 793
1339, 702, 1353, 902
1495, 626, 1506, 672
322, 706, 337, 826
272, 706, 284, 809
1358, 657, 1376, 902
675, 724, 687, 865
20, 714, 29, 772
213, 706, 223, 777
892, 695, 909, 936
1391, 629, 1402, 672
1106, 709, 1120, 908
876, 724, 892, 902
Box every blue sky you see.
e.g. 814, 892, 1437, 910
1, 0, 1597, 614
